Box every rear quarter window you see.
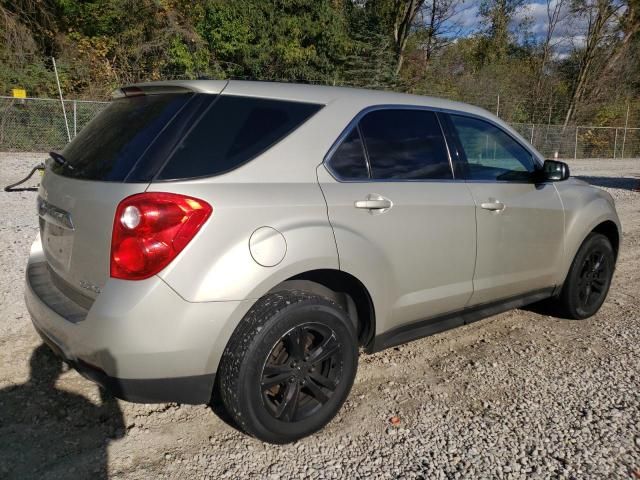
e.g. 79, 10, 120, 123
157, 96, 323, 180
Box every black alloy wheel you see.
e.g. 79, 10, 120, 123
560, 232, 615, 319
218, 290, 358, 443
576, 249, 610, 312
260, 323, 344, 423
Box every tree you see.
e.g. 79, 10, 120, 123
416, 0, 467, 64
0, 1, 57, 96
477, 0, 527, 63
193, 0, 351, 83
591, 0, 640, 97
361, 0, 427, 75
562, 0, 626, 126
341, 1, 398, 88
533, 0, 569, 101
390, 0, 428, 74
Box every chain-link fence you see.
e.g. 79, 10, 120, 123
1, 94, 638, 159
0, 96, 107, 151
512, 124, 640, 159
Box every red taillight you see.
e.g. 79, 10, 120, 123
111, 192, 212, 280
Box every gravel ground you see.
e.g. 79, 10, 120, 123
0, 153, 639, 479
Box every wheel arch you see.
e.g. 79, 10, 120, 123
591, 220, 620, 260
561, 215, 621, 288
268, 269, 376, 350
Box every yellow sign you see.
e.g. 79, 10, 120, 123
12, 88, 27, 99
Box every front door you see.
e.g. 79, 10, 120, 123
445, 113, 565, 306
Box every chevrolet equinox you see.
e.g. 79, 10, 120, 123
26, 80, 620, 443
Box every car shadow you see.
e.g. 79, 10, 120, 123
0, 345, 125, 480
522, 298, 575, 320
575, 175, 640, 191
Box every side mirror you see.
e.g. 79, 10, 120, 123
541, 159, 570, 182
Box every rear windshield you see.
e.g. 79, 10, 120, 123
53, 94, 191, 181
51, 93, 322, 182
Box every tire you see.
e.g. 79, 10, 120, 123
218, 289, 358, 443
559, 232, 615, 319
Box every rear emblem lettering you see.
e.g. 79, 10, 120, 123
79, 280, 101, 294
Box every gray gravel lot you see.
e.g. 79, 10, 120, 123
0, 153, 639, 479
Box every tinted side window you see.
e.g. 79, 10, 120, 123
158, 96, 322, 180
359, 109, 451, 180
327, 128, 369, 180
449, 114, 535, 181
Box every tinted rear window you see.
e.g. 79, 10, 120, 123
157, 96, 322, 180
53, 94, 191, 181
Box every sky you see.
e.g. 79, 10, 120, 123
448, 0, 585, 52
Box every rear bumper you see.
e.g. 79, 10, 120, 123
33, 322, 215, 404
25, 235, 252, 404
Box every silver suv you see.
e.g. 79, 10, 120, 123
26, 80, 620, 443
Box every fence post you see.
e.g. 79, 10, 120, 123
496, 95, 500, 117
621, 103, 630, 159
530, 123, 535, 144
613, 128, 618, 159
73, 100, 77, 138
574, 126, 579, 160
52, 57, 71, 143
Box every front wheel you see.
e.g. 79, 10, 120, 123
218, 290, 358, 443
559, 233, 615, 319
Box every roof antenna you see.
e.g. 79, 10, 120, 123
52, 57, 71, 143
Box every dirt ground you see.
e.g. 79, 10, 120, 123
0, 154, 638, 479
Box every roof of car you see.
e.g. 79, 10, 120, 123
127, 79, 492, 118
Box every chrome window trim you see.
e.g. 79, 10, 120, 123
323, 104, 459, 183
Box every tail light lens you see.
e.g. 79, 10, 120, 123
111, 192, 212, 280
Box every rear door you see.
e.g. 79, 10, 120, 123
444, 113, 564, 305
318, 107, 477, 335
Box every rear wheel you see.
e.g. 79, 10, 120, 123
559, 233, 614, 319
218, 290, 358, 443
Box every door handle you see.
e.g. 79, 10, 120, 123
355, 199, 392, 209
480, 201, 506, 212
354, 195, 392, 211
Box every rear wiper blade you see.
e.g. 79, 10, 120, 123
49, 151, 74, 171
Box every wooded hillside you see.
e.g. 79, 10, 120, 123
1, 0, 638, 126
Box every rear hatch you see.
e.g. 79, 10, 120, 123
37, 84, 222, 301
38, 81, 323, 302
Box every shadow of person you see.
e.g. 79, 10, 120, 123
0, 345, 125, 480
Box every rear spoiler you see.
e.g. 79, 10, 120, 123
112, 80, 229, 99
112, 85, 193, 98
